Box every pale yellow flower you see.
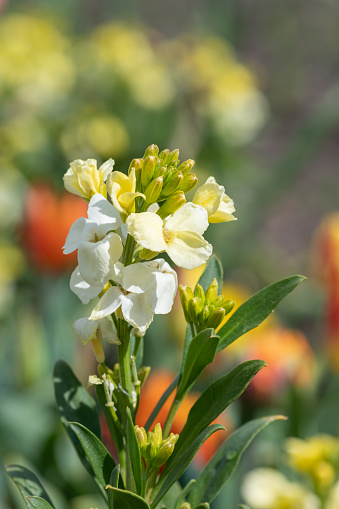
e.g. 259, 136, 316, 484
107, 168, 145, 218
126, 202, 212, 269
193, 177, 236, 223
63, 158, 114, 200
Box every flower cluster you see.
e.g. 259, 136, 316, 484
63, 144, 236, 361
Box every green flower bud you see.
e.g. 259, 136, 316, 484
135, 426, 147, 452
152, 433, 178, 468
179, 504, 191, 509
206, 307, 226, 329
179, 285, 194, 322
137, 366, 151, 387
222, 299, 235, 315
178, 173, 198, 193
143, 144, 159, 158
200, 304, 214, 325
167, 148, 180, 165
205, 278, 219, 304
212, 295, 224, 308
188, 297, 204, 323
194, 283, 205, 304
141, 155, 158, 188
146, 431, 158, 459
178, 159, 195, 174
144, 176, 163, 203
157, 191, 186, 219
128, 158, 143, 176
162, 171, 183, 196
159, 148, 170, 162
153, 423, 162, 446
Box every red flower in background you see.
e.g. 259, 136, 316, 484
21, 184, 87, 273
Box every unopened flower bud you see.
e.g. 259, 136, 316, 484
137, 366, 151, 387
146, 431, 158, 459
179, 173, 198, 193
178, 159, 195, 174
222, 299, 235, 315
135, 426, 148, 452
201, 304, 213, 325
157, 191, 186, 219
205, 278, 219, 304
180, 504, 191, 509
128, 158, 143, 175
179, 285, 194, 322
141, 155, 158, 187
152, 433, 179, 468
145, 177, 163, 203
162, 171, 183, 196
143, 144, 159, 158
153, 423, 162, 446
188, 297, 204, 323
167, 148, 180, 165
159, 148, 170, 162
194, 283, 205, 304
213, 295, 224, 308
206, 308, 226, 329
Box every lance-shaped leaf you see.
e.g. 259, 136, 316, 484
188, 415, 286, 506
217, 275, 305, 352
176, 329, 219, 400
126, 407, 143, 495
105, 486, 151, 508
166, 359, 266, 478
26, 498, 54, 509
108, 466, 120, 509
5, 465, 55, 509
151, 424, 225, 508
179, 256, 223, 382
69, 422, 116, 490
174, 480, 196, 509
53, 361, 104, 495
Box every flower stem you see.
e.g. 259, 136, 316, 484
124, 234, 136, 266
162, 397, 181, 438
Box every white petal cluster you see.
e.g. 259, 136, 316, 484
64, 193, 123, 287
90, 259, 177, 332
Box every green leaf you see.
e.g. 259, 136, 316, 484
179, 256, 223, 384
176, 329, 219, 400
174, 480, 196, 509
26, 498, 54, 509
69, 422, 116, 491
144, 375, 179, 432
105, 486, 151, 508
5, 465, 55, 509
217, 275, 306, 352
188, 415, 286, 506
197, 254, 223, 293
169, 359, 266, 473
126, 407, 143, 495
150, 424, 225, 508
155, 482, 183, 509
108, 466, 120, 509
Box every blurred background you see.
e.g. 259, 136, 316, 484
1, 0, 339, 507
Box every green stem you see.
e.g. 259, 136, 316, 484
162, 397, 181, 439
117, 319, 133, 410
124, 234, 136, 266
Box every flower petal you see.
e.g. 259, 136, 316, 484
78, 232, 123, 285
150, 270, 177, 314
70, 266, 103, 304
98, 317, 120, 345
63, 217, 87, 254
193, 177, 224, 216
121, 262, 155, 294
73, 317, 98, 345
166, 231, 212, 269
164, 202, 209, 235
87, 193, 121, 230
127, 212, 167, 252
90, 286, 123, 320
98, 158, 115, 180
121, 293, 154, 332
209, 194, 237, 223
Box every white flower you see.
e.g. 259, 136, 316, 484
63, 158, 114, 200
126, 202, 212, 269
90, 259, 177, 332
64, 193, 123, 286
193, 176, 236, 223
70, 266, 103, 304
73, 316, 120, 345
241, 468, 321, 509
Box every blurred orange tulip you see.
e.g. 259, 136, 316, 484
21, 184, 87, 273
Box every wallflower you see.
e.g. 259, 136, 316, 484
63, 158, 114, 200
73, 316, 119, 363
63, 193, 123, 286
193, 176, 236, 223
90, 259, 177, 332
126, 202, 212, 269
241, 468, 321, 509
107, 168, 145, 219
